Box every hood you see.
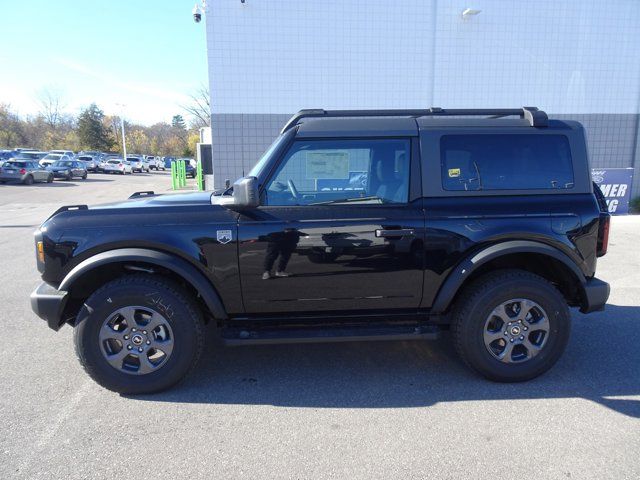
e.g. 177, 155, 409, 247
40, 191, 236, 233
48, 165, 72, 171
91, 191, 215, 210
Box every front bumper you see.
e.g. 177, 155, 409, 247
30, 282, 69, 331
51, 171, 71, 178
580, 277, 610, 313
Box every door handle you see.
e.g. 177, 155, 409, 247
375, 228, 415, 238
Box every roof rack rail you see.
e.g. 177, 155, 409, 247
280, 107, 548, 133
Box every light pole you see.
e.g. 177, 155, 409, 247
115, 103, 127, 160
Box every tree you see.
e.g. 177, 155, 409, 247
171, 115, 187, 130
38, 87, 66, 130
77, 104, 114, 150
181, 84, 211, 128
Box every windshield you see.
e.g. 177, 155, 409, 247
108, 160, 121, 164
53, 161, 74, 167
43, 154, 61, 160
78, 156, 92, 161
247, 134, 289, 178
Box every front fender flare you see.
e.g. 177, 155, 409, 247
430, 240, 586, 314
59, 248, 228, 320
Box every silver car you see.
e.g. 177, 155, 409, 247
77, 155, 98, 172
0, 160, 53, 184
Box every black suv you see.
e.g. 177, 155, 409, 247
30, 107, 611, 394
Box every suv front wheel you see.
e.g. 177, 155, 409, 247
74, 274, 205, 394
452, 270, 570, 382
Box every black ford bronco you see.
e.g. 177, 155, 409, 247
30, 107, 611, 394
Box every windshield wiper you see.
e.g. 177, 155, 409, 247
311, 195, 384, 205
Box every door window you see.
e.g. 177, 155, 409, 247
264, 138, 410, 205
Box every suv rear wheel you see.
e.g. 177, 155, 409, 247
74, 274, 205, 394
452, 270, 570, 382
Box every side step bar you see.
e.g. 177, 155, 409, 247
221, 324, 441, 346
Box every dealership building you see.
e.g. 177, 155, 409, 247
204, 0, 640, 204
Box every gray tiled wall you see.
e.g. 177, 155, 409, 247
211, 113, 640, 199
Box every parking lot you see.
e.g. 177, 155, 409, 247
1, 173, 639, 480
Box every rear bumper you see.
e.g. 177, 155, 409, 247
30, 282, 69, 331
580, 277, 610, 313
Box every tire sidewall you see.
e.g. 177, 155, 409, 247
457, 275, 570, 381
75, 278, 201, 393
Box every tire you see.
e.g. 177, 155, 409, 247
74, 274, 205, 394
451, 269, 570, 382
47, 174, 53, 183
23, 175, 34, 185
81, 172, 87, 180
66, 173, 72, 181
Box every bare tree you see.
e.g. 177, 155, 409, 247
181, 84, 211, 129
38, 87, 66, 129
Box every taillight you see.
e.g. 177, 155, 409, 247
19, 168, 26, 174
597, 213, 610, 257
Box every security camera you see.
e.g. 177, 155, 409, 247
192, 3, 202, 23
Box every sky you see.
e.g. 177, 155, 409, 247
0, 0, 209, 126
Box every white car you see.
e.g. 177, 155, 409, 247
103, 159, 133, 175
148, 156, 165, 170
40, 153, 71, 167
50, 150, 75, 158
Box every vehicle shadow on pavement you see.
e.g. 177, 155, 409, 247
133, 304, 640, 418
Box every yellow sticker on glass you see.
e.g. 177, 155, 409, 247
448, 168, 461, 178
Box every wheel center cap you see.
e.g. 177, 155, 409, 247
510, 326, 521, 336
131, 334, 144, 346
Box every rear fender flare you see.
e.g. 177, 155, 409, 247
430, 240, 586, 314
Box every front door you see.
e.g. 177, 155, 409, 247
238, 137, 424, 315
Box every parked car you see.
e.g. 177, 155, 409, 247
126, 156, 148, 173
0, 160, 53, 184
147, 156, 165, 170
47, 160, 88, 180
174, 158, 196, 177
103, 159, 133, 175
98, 154, 121, 171
16, 151, 48, 160
0, 150, 17, 165
77, 155, 98, 172
40, 153, 71, 167
50, 150, 75, 158
28, 107, 611, 394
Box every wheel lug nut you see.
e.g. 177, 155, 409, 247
138, 347, 143, 352
132, 328, 137, 332
504, 331, 508, 336
510, 338, 514, 343
142, 330, 147, 335
146, 340, 151, 345
127, 345, 132, 350
124, 335, 129, 340
520, 336, 524, 340
524, 327, 528, 331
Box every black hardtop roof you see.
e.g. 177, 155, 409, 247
288, 107, 560, 137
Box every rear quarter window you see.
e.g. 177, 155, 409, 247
441, 134, 574, 191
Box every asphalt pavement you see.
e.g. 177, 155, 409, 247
0, 172, 638, 479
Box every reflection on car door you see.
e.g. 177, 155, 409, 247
237, 137, 425, 315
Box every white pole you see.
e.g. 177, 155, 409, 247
120, 116, 127, 160
116, 103, 127, 160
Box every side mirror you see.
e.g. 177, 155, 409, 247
233, 176, 260, 209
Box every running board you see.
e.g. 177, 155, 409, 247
221, 324, 440, 346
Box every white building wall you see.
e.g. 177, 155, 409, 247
205, 0, 640, 192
